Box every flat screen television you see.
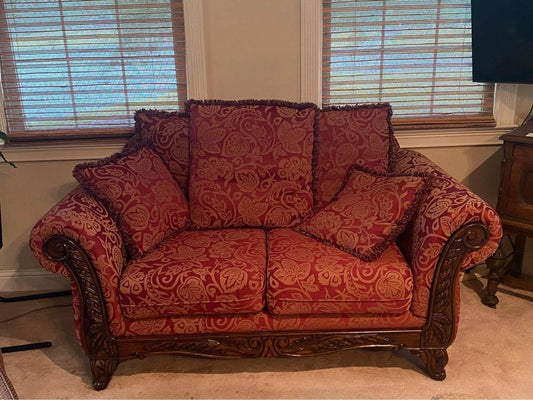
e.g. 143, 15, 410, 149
471, 0, 533, 83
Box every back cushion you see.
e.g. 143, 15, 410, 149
314, 104, 394, 209
134, 109, 190, 193
187, 99, 317, 228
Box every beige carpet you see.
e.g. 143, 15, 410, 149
1, 272, 533, 399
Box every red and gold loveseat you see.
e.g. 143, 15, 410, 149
29, 100, 502, 390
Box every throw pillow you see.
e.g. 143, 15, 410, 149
134, 109, 190, 193
314, 104, 395, 210
73, 146, 189, 259
295, 166, 427, 262
186, 99, 317, 228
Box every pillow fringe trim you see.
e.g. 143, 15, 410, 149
184, 98, 320, 113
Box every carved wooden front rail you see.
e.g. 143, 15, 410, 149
42, 222, 489, 390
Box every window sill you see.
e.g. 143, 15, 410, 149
0, 126, 514, 164
0, 138, 128, 163
396, 125, 514, 149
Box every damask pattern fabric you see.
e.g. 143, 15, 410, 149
187, 100, 316, 228
27, 108, 503, 351
296, 166, 426, 262
118, 309, 425, 337
119, 229, 266, 319
314, 104, 394, 209
73, 146, 189, 259
134, 109, 190, 192
29, 188, 126, 346
392, 149, 502, 318
267, 229, 413, 316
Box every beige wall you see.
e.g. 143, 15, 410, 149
0, 161, 80, 291
1, 0, 532, 293
203, 0, 301, 101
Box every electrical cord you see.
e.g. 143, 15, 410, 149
0, 304, 71, 325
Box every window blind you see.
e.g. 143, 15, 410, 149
323, 0, 495, 129
0, 0, 186, 139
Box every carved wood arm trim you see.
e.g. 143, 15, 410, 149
42, 234, 119, 389
423, 222, 489, 348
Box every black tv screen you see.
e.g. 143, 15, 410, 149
472, 0, 533, 83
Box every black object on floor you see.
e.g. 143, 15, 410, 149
0, 290, 71, 353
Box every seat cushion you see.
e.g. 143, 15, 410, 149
73, 146, 189, 259
119, 229, 267, 319
267, 229, 413, 316
186, 99, 316, 228
314, 104, 394, 209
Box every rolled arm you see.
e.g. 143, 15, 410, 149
29, 187, 127, 337
393, 149, 502, 317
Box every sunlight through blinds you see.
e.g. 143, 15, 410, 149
0, 0, 186, 138
323, 0, 495, 129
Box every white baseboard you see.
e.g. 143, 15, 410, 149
0, 269, 70, 294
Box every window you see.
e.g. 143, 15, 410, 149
0, 0, 186, 139
323, 0, 495, 129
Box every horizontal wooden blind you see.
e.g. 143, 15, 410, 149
323, 0, 495, 129
0, 0, 186, 138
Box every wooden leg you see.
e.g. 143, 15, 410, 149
90, 358, 118, 391
482, 244, 507, 307
416, 349, 448, 381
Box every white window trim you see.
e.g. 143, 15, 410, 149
183, 0, 208, 100
0, 71, 6, 133
0, 0, 208, 162
300, 0, 516, 149
300, 0, 322, 107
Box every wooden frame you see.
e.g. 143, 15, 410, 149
42, 222, 488, 390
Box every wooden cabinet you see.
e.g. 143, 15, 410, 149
483, 121, 533, 306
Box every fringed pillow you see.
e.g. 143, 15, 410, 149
296, 166, 427, 262
73, 146, 189, 259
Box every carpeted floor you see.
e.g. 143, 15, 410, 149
1, 272, 533, 399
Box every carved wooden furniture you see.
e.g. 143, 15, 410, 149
29, 100, 502, 390
42, 222, 489, 389
483, 122, 533, 307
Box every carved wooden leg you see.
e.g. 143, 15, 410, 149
482, 244, 506, 307
417, 349, 448, 381
90, 358, 119, 391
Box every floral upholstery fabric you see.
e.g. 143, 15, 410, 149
29, 187, 126, 346
296, 166, 426, 262
267, 229, 413, 316
392, 149, 502, 317
73, 146, 189, 259
314, 104, 394, 209
28, 108, 503, 349
119, 229, 266, 319
134, 109, 190, 193
186, 100, 316, 228
118, 310, 425, 337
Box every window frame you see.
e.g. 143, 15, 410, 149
301, 0, 517, 148
0, 0, 207, 162
0, 0, 207, 144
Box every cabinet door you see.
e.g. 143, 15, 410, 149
499, 142, 533, 224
